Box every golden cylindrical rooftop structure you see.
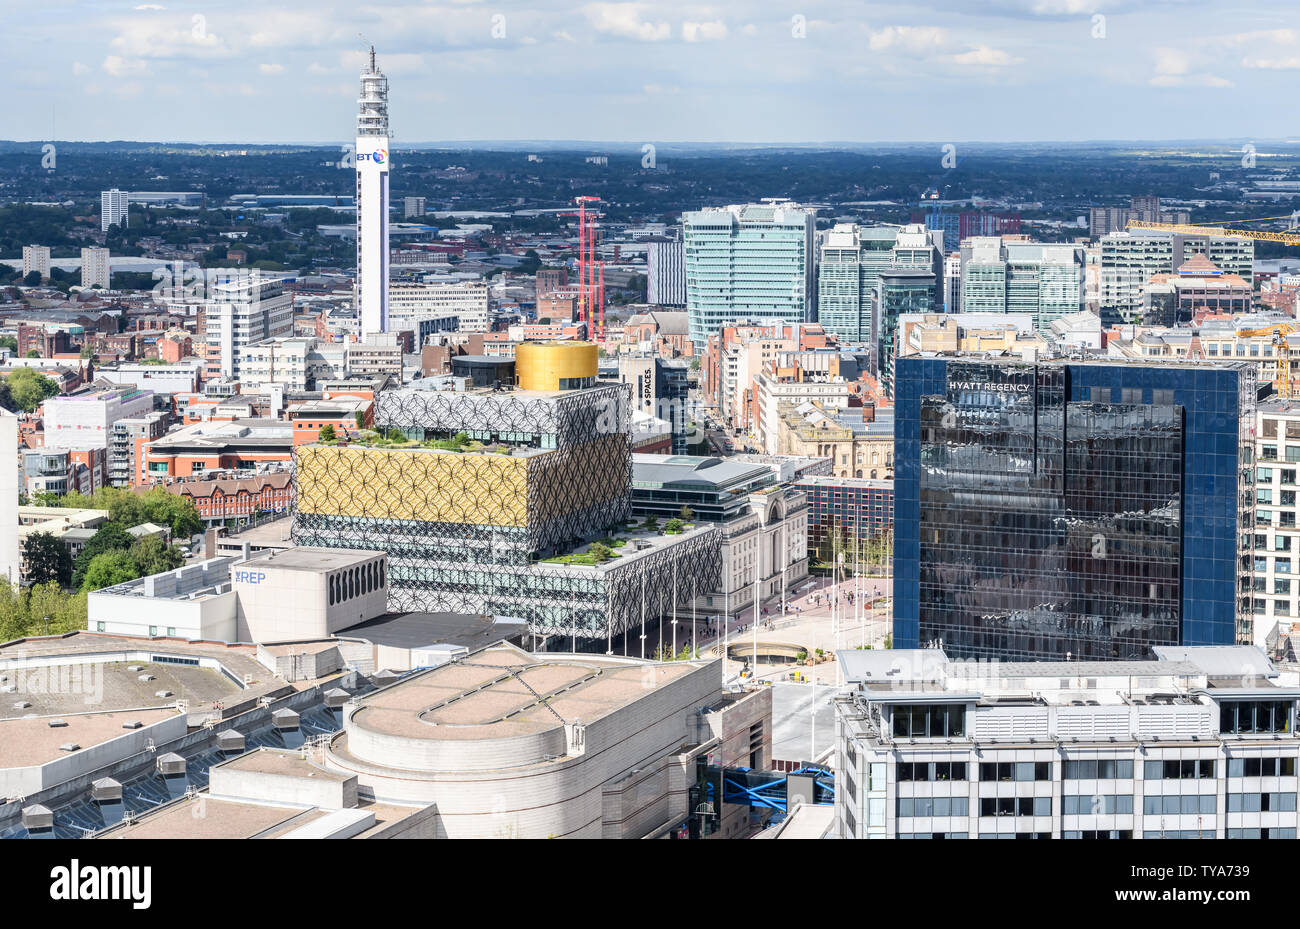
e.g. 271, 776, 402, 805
515, 341, 598, 391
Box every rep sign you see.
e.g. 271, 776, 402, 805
234, 570, 267, 585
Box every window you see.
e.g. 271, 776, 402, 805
1227, 756, 1297, 777
979, 761, 1052, 782
897, 796, 969, 817
1143, 759, 1215, 779
1063, 794, 1134, 815
897, 761, 968, 782
1063, 759, 1134, 779
891, 704, 966, 739
96, 622, 105, 632
166, 627, 176, 637
1220, 700, 1294, 735
148, 626, 158, 636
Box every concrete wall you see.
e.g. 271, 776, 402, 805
209, 755, 358, 810
324, 657, 724, 838
89, 590, 237, 641
0, 711, 188, 799
234, 555, 386, 642
0, 413, 17, 587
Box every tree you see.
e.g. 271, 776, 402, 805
319, 423, 336, 442
679, 505, 695, 520
588, 542, 613, 563
81, 550, 141, 592
24, 349, 40, 358
4, 367, 60, 412
642, 514, 660, 532
22, 270, 41, 287
664, 518, 684, 534
71, 523, 136, 590
354, 411, 365, 430
129, 534, 185, 577
23, 533, 72, 587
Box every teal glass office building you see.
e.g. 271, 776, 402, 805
683, 202, 816, 347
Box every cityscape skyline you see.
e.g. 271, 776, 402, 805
5, 1, 1299, 144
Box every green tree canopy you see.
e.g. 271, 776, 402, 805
318, 423, 336, 442
0, 581, 87, 641
23, 532, 72, 587
130, 534, 185, 577
54, 487, 202, 539
70, 522, 136, 590
81, 550, 142, 592
3, 367, 61, 412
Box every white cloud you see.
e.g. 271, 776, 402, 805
741, 23, 757, 38
133, 4, 166, 10
584, 3, 671, 41
868, 26, 949, 53
103, 56, 149, 77
950, 45, 1022, 68
259, 63, 285, 74
1242, 56, 1300, 70
72, 62, 90, 76
682, 20, 727, 43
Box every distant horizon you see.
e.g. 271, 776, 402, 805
3, 138, 1300, 151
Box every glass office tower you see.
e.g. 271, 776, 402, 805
682, 201, 817, 348
894, 355, 1256, 661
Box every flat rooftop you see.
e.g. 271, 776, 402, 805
243, 546, 380, 573
217, 746, 351, 782
338, 612, 527, 650
99, 795, 330, 839
0, 708, 178, 768
351, 643, 703, 743
0, 660, 241, 721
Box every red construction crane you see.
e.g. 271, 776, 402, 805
561, 195, 605, 341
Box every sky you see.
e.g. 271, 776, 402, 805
2, 0, 1298, 144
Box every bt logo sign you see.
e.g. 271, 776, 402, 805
357, 148, 387, 164
234, 571, 267, 585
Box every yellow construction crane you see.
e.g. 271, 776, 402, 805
1126, 213, 1300, 246
1237, 323, 1298, 399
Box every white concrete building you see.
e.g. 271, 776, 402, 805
1252, 398, 1300, 648
204, 277, 294, 381
43, 386, 155, 451
403, 196, 426, 219
21, 246, 50, 281
0, 412, 19, 586
87, 547, 388, 644
80, 247, 110, 289
389, 282, 489, 333
100, 189, 128, 231
321, 641, 738, 838
834, 646, 1300, 840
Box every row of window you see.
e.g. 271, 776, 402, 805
1226, 792, 1298, 812
1063, 759, 1134, 780
1143, 794, 1218, 816
897, 797, 969, 818
980, 797, 1053, 817
896, 761, 966, 782
1220, 701, 1293, 735
1063, 794, 1134, 815
896, 756, 1295, 783
1228, 756, 1297, 777
891, 704, 966, 739
979, 762, 1053, 782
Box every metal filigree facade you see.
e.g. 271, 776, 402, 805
292, 383, 725, 640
